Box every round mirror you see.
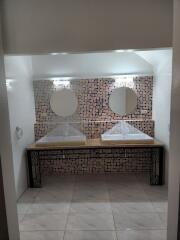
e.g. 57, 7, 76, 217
109, 87, 137, 116
50, 88, 78, 117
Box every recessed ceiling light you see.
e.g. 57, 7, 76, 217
126, 49, 135, 52
51, 52, 68, 55
51, 53, 59, 55
114, 50, 126, 53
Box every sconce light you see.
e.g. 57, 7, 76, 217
15, 127, 23, 140
51, 77, 71, 89
6, 78, 14, 89
114, 75, 134, 88
53, 80, 70, 88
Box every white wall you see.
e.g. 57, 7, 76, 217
137, 49, 172, 184
168, 0, 180, 238
32, 52, 153, 79
0, 21, 20, 239
153, 51, 172, 184
2, 0, 173, 54
152, 50, 172, 184
4, 56, 36, 199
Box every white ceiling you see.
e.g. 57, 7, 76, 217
136, 49, 172, 70
5, 49, 172, 80
31, 52, 153, 79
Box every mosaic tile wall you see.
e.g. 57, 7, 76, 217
33, 76, 154, 174
39, 148, 152, 175
33, 76, 154, 140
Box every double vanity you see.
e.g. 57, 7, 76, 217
27, 78, 164, 188
27, 136, 164, 188
27, 122, 163, 189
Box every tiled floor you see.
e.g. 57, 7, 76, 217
18, 174, 168, 240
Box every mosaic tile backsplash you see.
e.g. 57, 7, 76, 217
39, 148, 152, 175
33, 76, 154, 140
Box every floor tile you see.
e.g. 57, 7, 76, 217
72, 188, 109, 202
35, 189, 73, 202
43, 176, 75, 191
18, 189, 40, 200
74, 181, 108, 193
17, 203, 33, 215
27, 202, 70, 214
158, 212, 168, 228
116, 229, 167, 240
143, 186, 168, 201
43, 175, 75, 184
151, 201, 168, 213
64, 230, 117, 240
109, 189, 149, 202
18, 214, 25, 223
111, 201, 155, 213
17, 189, 40, 214
75, 174, 106, 182
70, 201, 112, 214
135, 173, 150, 183
66, 213, 115, 230
113, 212, 164, 230
20, 214, 67, 231
20, 231, 64, 240
106, 174, 138, 182
18, 174, 168, 237
27, 189, 71, 214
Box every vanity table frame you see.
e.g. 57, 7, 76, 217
26, 139, 164, 188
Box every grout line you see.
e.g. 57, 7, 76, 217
62, 176, 76, 240
105, 175, 118, 240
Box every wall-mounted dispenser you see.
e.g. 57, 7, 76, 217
15, 127, 23, 140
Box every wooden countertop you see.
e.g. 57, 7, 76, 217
27, 138, 163, 150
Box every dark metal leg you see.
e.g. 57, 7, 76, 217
27, 150, 42, 188
27, 150, 33, 187
150, 147, 164, 185
158, 147, 164, 185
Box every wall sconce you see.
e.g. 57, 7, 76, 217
51, 77, 71, 89
53, 80, 70, 89
114, 75, 134, 88
6, 78, 14, 89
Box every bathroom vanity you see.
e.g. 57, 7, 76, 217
27, 138, 164, 188
28, 76, 165, 188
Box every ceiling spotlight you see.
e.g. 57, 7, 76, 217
114, 49, 126, 53
126, 49, 135, 53
51, 53, 59, 55
51, 52, 68, 55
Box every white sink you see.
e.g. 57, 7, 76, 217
101, 121, 154, 144
101, 133, 153, 143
